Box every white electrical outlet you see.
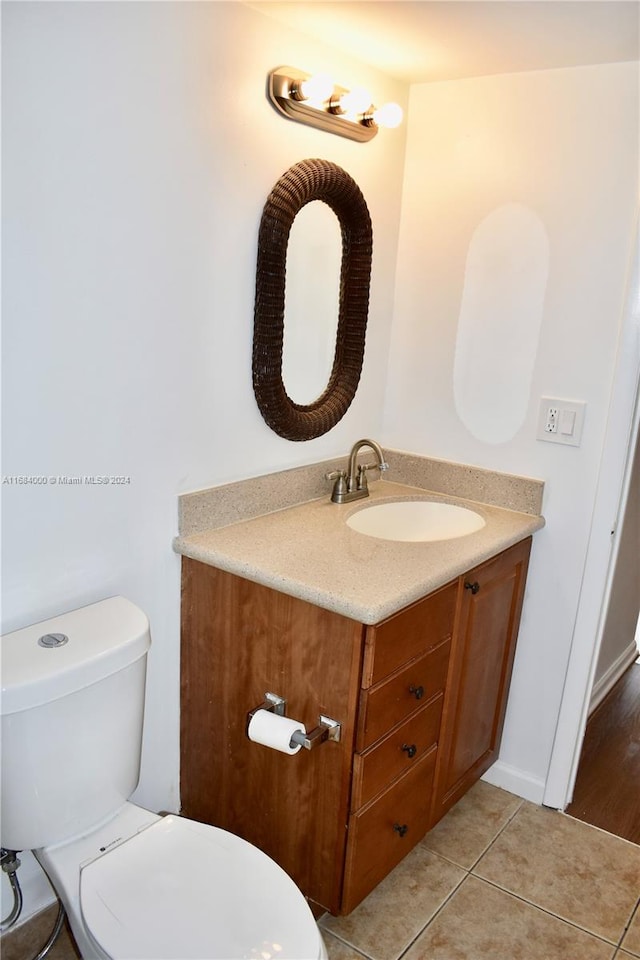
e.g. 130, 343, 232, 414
545, 407, 559, 434
537, 398, 586, 446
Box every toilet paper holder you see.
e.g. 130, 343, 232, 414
247, 692, 342, 750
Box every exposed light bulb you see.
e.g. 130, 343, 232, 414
293, 72, 334, 104
334, 86, 372, 117
372, 102, 404, 129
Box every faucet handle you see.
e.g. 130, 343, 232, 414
361, 460, 389, 474
326, 469, 348, 503
356, 459, 389, 493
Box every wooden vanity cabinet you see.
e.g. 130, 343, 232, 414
180, 537, 531, 916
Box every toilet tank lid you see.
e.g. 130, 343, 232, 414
1, 597, 151, 715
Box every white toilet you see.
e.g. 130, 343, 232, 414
1, 597, 328, 960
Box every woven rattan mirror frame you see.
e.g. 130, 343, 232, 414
253, 159, 372, 441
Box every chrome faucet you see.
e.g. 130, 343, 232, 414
326, 438, 389, 504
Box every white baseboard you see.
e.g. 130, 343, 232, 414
589, 641, 639, 715
481, 760, 547, 805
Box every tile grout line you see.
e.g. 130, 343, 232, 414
395, 870, 469, 960
469, 872, 622, 949
617, 896, 640, 953
419, 796, 526, 874
465, 797, 526, 873
320, 928, 375, 960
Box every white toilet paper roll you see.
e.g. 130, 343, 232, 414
247, 710, 306, 755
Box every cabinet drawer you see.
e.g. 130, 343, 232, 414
342, 746, 437, 914
352, 694, 443, 810
363, 581, 456, 687
358, 638, 450, 750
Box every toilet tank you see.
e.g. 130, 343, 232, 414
1, 597, 151, 851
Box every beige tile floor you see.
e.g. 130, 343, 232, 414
3, 783, 639, 960
321, 782, 640, 960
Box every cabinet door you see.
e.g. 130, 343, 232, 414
430, 538, 531, 826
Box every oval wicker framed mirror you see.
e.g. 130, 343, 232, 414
252, 159, 373, 441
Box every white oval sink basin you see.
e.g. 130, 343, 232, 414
346, 500, 486, 542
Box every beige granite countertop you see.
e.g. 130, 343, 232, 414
174, 453, 545, 624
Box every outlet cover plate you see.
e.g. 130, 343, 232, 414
537, 397, 586, 446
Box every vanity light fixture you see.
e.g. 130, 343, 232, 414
268, 66, 403, 143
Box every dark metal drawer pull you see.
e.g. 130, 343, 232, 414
393, 823, 408, 837
409, 685, 424, 700
464, 580, 480, 594
401, 743, 417, 758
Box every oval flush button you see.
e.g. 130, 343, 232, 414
38, 633, 69, 648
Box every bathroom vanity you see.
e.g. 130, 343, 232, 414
176, 455, 542, 916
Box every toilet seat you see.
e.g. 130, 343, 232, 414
80, 815, 325, 960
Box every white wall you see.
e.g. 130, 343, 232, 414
384, 62, 639, 798
1, 0, 407, 919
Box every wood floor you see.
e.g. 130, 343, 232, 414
566, 661, 640, 844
